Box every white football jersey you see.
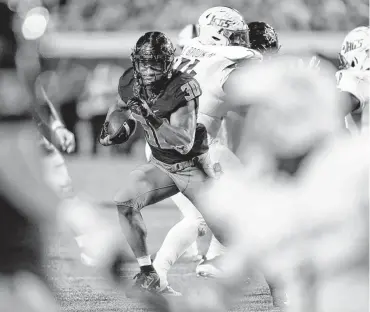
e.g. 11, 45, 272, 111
336, 69, 370, 113
336, 68, 370, 133
173, 38, 262, 140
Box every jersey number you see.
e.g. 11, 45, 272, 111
173, 57, 200, 77
181, 81, 201, 101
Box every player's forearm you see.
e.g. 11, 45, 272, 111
30, 107, 54, 142
155, 120, 194, 148
40, 86, 63, 126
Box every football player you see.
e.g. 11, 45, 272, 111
141, 7, 261, 292
12, 1, 125, 283
100, 31, 222, 295
336, 26, 369, 134
0, 2, 60, 311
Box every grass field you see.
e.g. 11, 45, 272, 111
47, 155, 279, 312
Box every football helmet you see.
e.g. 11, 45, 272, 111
248, 21, 281, 55
131, 31, 175, 88
197, 6, 249, 47
339, 26, 370, 71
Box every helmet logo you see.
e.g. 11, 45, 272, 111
342, 39, 363, 53
207, 15, 232, 28
263, 27, 276, 45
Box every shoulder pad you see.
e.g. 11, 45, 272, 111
165, 71, 202, 109
118, 67, 135, 103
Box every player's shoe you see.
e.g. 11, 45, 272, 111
196, 256, 223, 278
158, 285, 182, 296
132, 271, 160, 293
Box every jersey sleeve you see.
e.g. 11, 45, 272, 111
336, 69, 370, 113
118, 67, 135, 103
169, 73, 202, 110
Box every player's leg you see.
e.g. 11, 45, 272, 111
198, 141, 241, 272
145, 143, 203, 262
114, 163, 179, 292
153, 193, 206, 291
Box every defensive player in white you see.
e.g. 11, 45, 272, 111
336, 26, 369, 134
144, 6, 265, 297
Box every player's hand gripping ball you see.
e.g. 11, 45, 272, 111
99, 108, 136, 146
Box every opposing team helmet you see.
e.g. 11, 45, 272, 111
248, 21, 281, 55
198, 6, 249, 47
339, 26, 370, 71
131, 31, 175, 86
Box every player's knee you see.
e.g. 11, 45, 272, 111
196, 216, 207, 236
113, 170, 150, 209
182, 216, 207, 237
116, 201, 147, 238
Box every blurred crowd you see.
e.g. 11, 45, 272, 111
43, 0, 368, 32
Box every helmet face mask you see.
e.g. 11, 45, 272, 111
228, 29, 249, 47
131, 32, 175, 88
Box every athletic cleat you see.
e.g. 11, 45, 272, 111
132, 271, 160, 293
159, 285, 182, 297
196, 256, 223, 278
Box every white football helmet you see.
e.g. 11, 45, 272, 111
197, 6, 249, 47
339, 26, 370, 71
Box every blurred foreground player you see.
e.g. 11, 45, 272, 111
6, 0, 126, 287
194, 57, 367, 312
100, 31, 221, 295
0, 2, 59, 311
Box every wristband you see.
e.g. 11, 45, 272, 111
145, 113, 163, 129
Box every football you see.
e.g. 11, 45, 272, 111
105, 108, 136, 143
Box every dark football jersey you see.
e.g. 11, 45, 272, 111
118, 68, 208, 164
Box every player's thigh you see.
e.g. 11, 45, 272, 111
171, 192, 202, 219
114, 163, 179, 210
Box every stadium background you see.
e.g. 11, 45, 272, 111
2, 0, 368, 311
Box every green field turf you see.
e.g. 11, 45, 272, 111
47, 155, 280, 312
